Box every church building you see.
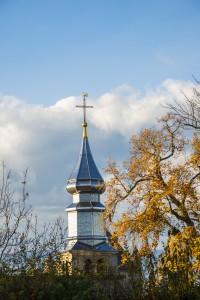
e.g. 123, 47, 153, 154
61, 94, 118, 273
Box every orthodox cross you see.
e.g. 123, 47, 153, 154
76, 93, 93, 123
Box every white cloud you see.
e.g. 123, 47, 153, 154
0, 79, 196, 223
89, 79, 195, 137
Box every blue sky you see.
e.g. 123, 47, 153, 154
0, 0, 200, 104
0, 1, 199, 240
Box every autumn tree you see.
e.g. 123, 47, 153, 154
104, 85, 200, 295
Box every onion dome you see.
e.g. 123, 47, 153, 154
66, 122, 106, 194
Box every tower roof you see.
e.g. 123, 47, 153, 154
66, 95, 105, 195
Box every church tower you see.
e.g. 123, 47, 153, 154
63, 94, 118, 272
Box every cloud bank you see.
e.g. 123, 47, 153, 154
0, 79, 195, 223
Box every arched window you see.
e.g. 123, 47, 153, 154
85, 259, 92, 273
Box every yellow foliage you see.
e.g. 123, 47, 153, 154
105, 112, 200, 279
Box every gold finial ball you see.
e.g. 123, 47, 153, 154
82, 92, 88, 98
82, 122, 87, 127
